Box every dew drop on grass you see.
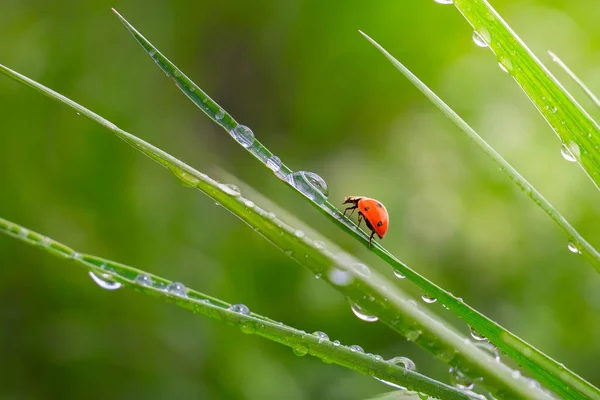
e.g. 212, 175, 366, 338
173, 169, 200, 187
511, 370, 521, 379
230, 125, 255, 148
329, 268, 353, 286
244, 199, 255, 208
293, 344, 309, 356
221, 184, 241, 196
215, 108, 225, 120
421, 294, 437, 304
474, 342, 500, 362
469, 326, 487, 341
229, 303, 250, 315
388, 356, 417, 371
295, 230, 305, 238
312, 331, 329, 342
472, 30, 488, 47
88, 271, 122, 290
135, 273, 153, 286
350, 301, 379, 322
333, 340, 341, 346
287, 171, 329, 204
166, 282, 187, 297
449, 367, 474, 390
313, 240, 325, 249
498, 57, 513, 73
393, 270, 406, 279
353, 263, 371, 277
349, 345, 364, 353
267, 155, 282, 172
560, 142, 580, 162
434, 0, 453, 3
567, 241, 582, 254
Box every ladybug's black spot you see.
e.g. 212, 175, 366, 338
377, 221, 383, 227
364, 206, 370, 211
377, 203, 383, 208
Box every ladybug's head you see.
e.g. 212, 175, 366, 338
343, 196, 363, 205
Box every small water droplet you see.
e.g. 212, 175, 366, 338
244, 199, 255, 208
353, 263, 370, 277
89, 271, 122, 290
41, 236, 51, 247
329, 268, 352, 286
449, 367, 474, 390
215, 108, 225, 120
230, 125, 255, 148
511, 370, 521, 379
475, 342, 500, 362
560, 142, 580, 162
295, 230, 305, 238
567, 241, 582, 254
173, 169, 200, 187
72, 252, 82, 260
229, 303, 250, 315
421, 294, 437, 304
393, 270, 405, 279
349, 345, 364, 353
350, 301, 378, 322
388, 356, 416, 371
313, 241, 325, 249
434, 0, 453, 3
374, 355, 383, 361
498, 57, 513, 73
221, 184, 241, 196
312, 331, 329, 342
149, 50, 156, 57
314, 273, 322, 279
135, 273, 153, 286
293, 344, 309, 356
406, 329, 422, 342
333, 340, 340, 346
287, 171, 329, 204
469, 326, 487, 341
472, 30, 489, 47
267, 155, 282, 172
166, 282, 187, 296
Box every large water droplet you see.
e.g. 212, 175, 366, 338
230, 125, 255, 148
567, 241, 582, 254
329, 268, 353, 286
449, 367, 474, 390
421, 294, 437, 304
350, 301, 378, 322
267, 155, 282, 172
388, 356, 417, 371
472, 30, 489, 47
229, 303, 250, 315
135, 273, 153, 286
166, 282, 187, 297
287, 171, 329, 204
469, 326, 487, 341
560, 142, 580, 162
393, 270, 406, 279
434, 0, 453, 3
349, 345, 364, 353
221, 184, 241, 196
475, 342, 500, 362
293, 344, 309, 356
312, 331, 329, 342
89, 271, 122, 290
352, 263, 371, 277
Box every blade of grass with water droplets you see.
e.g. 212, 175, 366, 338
0, 66, 547, 399
450, 0, 600, 192
548, 51, 600, 110
106, 11, 585, 399
0, 217, 477, 400
360, 31, 599, 400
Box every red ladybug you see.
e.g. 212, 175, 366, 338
343, 196, 389, 247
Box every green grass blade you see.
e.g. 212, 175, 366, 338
450, 0, 600, 190
0, 64, 549, 399
548, 51, 600, 110
106, 11, 590, 399
0, 217, 478, 400
358, 32, 600, 275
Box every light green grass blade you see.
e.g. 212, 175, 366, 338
357, 32, 600, 275
450, 0, 600, 191
0, 63, 548, 399
548, 51, 600, 110
0, 217, 477, 400
106, 11, 592, 399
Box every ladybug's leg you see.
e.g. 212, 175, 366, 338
343, 205, 358, 217
357, 212, 363, 227
368, 231, 375, 248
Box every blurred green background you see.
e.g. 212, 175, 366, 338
1, 0, 600, 398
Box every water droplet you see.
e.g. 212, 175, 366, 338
312, 331, 329, 342
333, 340, 340, 346
374, 355, 383, 361
313, 241, 325, 249
329, 268, 353, 286
149, 50, 156, 57
567, 241, 582, 254
173, 169, 200, 187
166, 282, 187, 296
434, 0, 453, 3
244, 199, 255, 208
349, 345, 364, 353
406, 329, 422, 342
295, 230, 305, 238
475, 342, 500, 362
472, 30, 489, 47
421, 294, 437, 304
449, 367, 474, 390
135, 273, 153, 286
41, 236, 51, 247
388, 356, 416, 371
293, 344, 309, 356
511, 370, 521, 379
528, 379, 541, 389
498, 57, 513, 73
230, 125, 255, 148
221, 184, 241, 196
229, 303, 250, 315
393, 270, 405, 279
561, 142, 580, 162
314, 273, 322, 279
88, 271, 122, 290
287, 171, 329, 204
215, 108, 225, 120
353, 263, 371, 277
267, 155, 282, 172
350, 301, 378, 322
72, 252, 82, 260
469, 326, 487, 341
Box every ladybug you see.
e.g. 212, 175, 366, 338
342, 196, 389, 247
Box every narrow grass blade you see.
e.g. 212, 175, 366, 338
0, 65, 549, 399
358, 33, 600, 275
450, 0, 600, 191
548, 51, 600, 110
105, 11, 588, 399
0, 217, 479, 400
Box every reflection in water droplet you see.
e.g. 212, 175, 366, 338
287, 171, 329, 204
560, 142, 580, 162
167, 282, 187, 296
89, 271, 122, 290
567, 241, 582, 254
135, 274, 153, 286
393, 270, 406, 279
350, 301, 379, 322
349, 345, 364, 353
469, 326, 487, 341
421, 294, 437, 304
312, 331, 329, 342
472, 30, 488, 47
388, 356, 417, 371
230, 125, 255, 148
449, 367, 474, 390
229, 304, 250, 315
